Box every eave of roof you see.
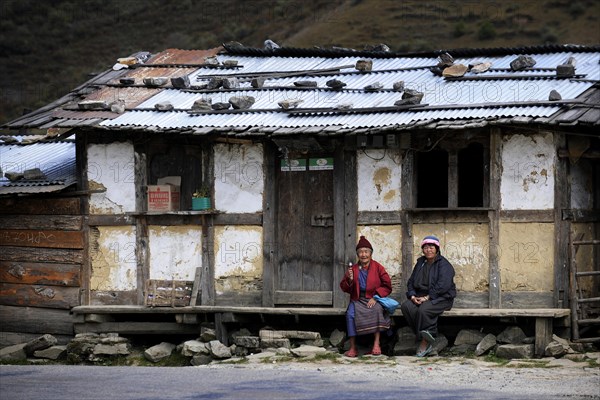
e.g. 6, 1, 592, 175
2, 44, 599, 137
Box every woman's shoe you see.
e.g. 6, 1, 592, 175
343, 349, 358, 358
420, 330, 435, 344
416, 344, 433, 357
366, 346, 382, 356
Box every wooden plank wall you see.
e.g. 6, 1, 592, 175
0, 196, 83, 336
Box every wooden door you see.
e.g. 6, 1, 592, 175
275, 155, 334, 306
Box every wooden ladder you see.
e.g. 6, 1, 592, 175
569, 234, 600, 343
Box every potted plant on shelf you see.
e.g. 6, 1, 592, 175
192, 186, 211, 211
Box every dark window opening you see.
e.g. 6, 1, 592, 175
416, 149, 448, 207
458, 143, 484, 207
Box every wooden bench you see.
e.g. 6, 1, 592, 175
71, 305, 570, 356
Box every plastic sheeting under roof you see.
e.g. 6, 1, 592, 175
0, 139, 76, 195
101, 49, 600, 131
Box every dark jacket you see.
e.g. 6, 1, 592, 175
340, 259, 392, 301
406, 254, 456, 305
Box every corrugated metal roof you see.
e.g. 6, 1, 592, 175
100, 50, 599, 130
3, 45, 599, 134
0, 138, 76, 195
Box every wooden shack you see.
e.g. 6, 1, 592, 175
1, 43, 599, 351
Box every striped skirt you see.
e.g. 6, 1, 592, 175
354, 298, 391, 336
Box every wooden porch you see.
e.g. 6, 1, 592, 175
71, 305, 570, 357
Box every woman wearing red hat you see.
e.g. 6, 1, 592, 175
401, 235, 456, 357
340, 235, 393, 357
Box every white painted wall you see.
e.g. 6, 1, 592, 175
214, 143, 264, 213
357, 149, 402, 211
88, 142, 136, 214
500, 133, 555, 210
148, 226, 202, 281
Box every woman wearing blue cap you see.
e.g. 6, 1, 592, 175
401, 235, 456, 357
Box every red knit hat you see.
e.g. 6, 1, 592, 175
356, 235, 373, 251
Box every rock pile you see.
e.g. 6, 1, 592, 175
1, 325, 595, 365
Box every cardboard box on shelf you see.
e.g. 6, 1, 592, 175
147, 176, 181, 212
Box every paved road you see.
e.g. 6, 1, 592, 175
1, 361, 598, 400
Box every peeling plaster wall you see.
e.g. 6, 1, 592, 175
148, 226, 202, 281
413, 224, 490, 293
501, 133, 555, 210
498, 222, 554, 292
356, 225, 402, 290
90, 226, 137, 291
214, 143, 264, 213
571, 160, 594, 209
357, 149, 401, 211
214, 225, 263, 294
88, 142, 136, 214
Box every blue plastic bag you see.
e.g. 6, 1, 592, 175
373, 294, 400, 315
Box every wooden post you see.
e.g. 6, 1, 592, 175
554, 132, 570, 308
343, 148, 357, 287
201, 145, 215, 306
262, 142, 276, 307
535, 317, 553, 356
333, 142, 347, 309
76, 132, 90, 306
400, 140, 414, 302
488, 127, 502, 308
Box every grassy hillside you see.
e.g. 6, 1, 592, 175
0, 0, 598, 125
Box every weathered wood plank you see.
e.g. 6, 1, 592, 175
136, 215, 148, 305
357, 211, 402, 225
411, 210, 489, 223
213, 213, 262, 225
502, 291, 555, 308
77, 134, 90, 306
488, 127, 501, 308
0, 197, 81, 215
274, 290, 332, 305
74, 322, 200, 335
0, 261, 81, 286
562, 209, 600, 222
88, 214, 136, 226
262, 143, 276, 308
0, 283, 80, 309
453, 291, 489, 308
216, 291, 262, 307
0, 215, 83, 230
344, 149, 358, 285
500, 210, 554, 223
70, 304, 570, 318
0, 229, 84, 249
333, 144, 346, 309
0, 305, 74, 335
400, 136, 414, 303
201, 145, 215, 306
0, 246, 83, 263
535, 317, 553, 356
90, 290, 138, 306
554, 133, 570, 309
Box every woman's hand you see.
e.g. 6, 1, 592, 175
367, 298, 377, 308
411, 295, 429, 305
